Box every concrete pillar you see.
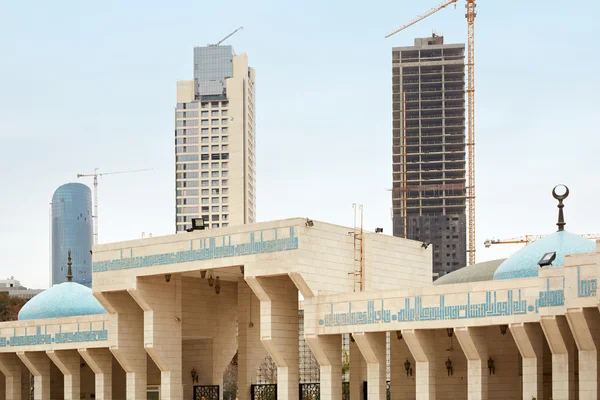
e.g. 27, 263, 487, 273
99, 290, 147, 400
403, 329, 436, 400
510, 323, 544, 400
47, 350, 80, 400
211, 281, 238, 398
79, 348, 113, 400
566, 307, 600, 400
353, 332, 386, 400
540, 315, 576, 400
350, 337, 367, 400
129, 275, 183, 400
247, 276, 299, 400
306, 334, 342, 400
238, 280, 268, 400
390, 331, 415, 400
0, 354, 23, 400
455, 327, 488, 400
17, 352, 50, 400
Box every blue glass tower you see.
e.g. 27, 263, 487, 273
51, 183, 93, 287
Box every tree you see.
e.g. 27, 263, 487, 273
0, 293, 27, 321
223, 352, 238, 400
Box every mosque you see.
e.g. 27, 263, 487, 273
0, 186, 598, 400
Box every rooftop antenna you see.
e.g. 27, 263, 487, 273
66, 249, 73, 282
211, 26, 244, 47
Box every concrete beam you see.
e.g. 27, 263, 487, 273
79, 349, 112, 400
305, 334, 342, 400
510, 323, 544, 400
455, 327, 488, 400
403, 329, 436, 400
540, 315, 576, 400
47, 350, 80, 400
353, 332, 387, 400
17, 352, 50, 400
0, 354, 23, 400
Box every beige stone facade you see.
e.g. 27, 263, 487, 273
1, 217, 599, 399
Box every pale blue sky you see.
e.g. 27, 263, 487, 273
1, 0, 599, 289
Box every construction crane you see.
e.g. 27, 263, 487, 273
386, 0, 477, 265
484, 233, 600, 248
77, 168, 152, 245
210, 26, 244, 47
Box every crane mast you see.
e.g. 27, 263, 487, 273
77, 168, 152, 245
386, 0, 478, 265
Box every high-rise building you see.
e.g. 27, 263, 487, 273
51, 183, 93, 287
175, 45, 256, 232
391, 35, 467, 278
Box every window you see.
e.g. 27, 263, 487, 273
221, 153, 229, 160
211, 137, 219, 143
211, 180, 219, 186
221, 145, 228, 151
201, 120, 209, 126
221, 162, 228, 168
212, 215, 220, 221
201, 172, 209, 178
211, 162, 219, 169
211, 153, 221, 160
222, 223, 229, 227
201, 111, 209, 117
200, 137, 208, 143
211, 171, 219, 177
222, 205, 229, 212
221, 179, 228, 186
201, 102, 209, 108
222, 127, 228, 133
221, 101, 229, 107
201, 163, 209, 170
222, 188, 229, 194
201, 198, 209, 204
211, 119, 219, 125
212, 223, 219, 229
212, 128, 219, 134
201, 146, 209, 152
211, 189, 220, 195
176, 155, 199, 162
212, 197, 219, 203
221, 119, 228, 125
201, 128, 209, 135
211, 101, 219, 107
221, 110, 228, 116
201, 154, 209, 160
222, 197, 229, 203
222, 214, 229, 221
202, 206, 209, 212
201, 180, 209, 187
222, 136, 228, 142
211, 110, 219, 117
222, 171, 228, 177
211, 145, 219, 152
201, 189, 209, 195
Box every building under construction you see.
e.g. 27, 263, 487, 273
392, 35, 467, 278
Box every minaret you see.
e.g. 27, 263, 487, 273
66, 249, 73, 282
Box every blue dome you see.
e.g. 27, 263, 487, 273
493, 231, 596, 280
18, 282, 106, 320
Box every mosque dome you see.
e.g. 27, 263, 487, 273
18, 282, 106, 321
492, 230, 595, 280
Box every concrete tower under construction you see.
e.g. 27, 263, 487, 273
392, 35, 467, 278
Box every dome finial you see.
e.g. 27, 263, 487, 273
66, 249, 73, 282
552, 184, 569, 232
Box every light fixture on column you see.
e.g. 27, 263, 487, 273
240, 266, 245, 274
215, 277, 221, 295
396, 331, 403, 340
404, 359, 413, 377
200, 270, 206, 279
191, 368, 198, 383
487, 357, 495, 375
165, 274, 172, 283
375, 227, 383, 233
499, 325, 508, 335
446, 328, 454, 337
350, 334, 355, 343
305, 218, 314, 227
208, 270, 215, 287
445, 358, 453, 376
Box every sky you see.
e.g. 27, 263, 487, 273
0, 0, 599, 290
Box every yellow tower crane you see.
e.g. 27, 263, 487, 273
484, 233, 600, 248
77, 168, 152, 245
386, 0, 477, 265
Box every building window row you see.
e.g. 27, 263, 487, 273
176, 146, 199, 154
201, 101, 228, 109
176, 155, 199, 162
176, 102, 199, 110
176, 163, 199, 171
177, 189, 199, 196
175, 128, 199, 137
177, 197, 200, 205
176, 120, 199, 127
176, 111, 199, 118
200, 153, 229, 161
176, 172, 199, 179
176, 180, 199, 188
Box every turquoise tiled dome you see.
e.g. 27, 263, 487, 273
493, 230, 595, 280
18, 282, 106, 321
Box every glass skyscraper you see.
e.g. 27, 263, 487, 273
51, 183, 93, 287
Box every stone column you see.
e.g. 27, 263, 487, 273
403, 329, 436, 400
510, 323, 544, 400
129, 275, 183, 400
390, 331, 415, 400
353, 332, 386, 400
349, 337, 366, 400
79, 349, 112, 400
566, 307, 600, 400
455, 327, 488, 400
0, 353, 23, 400
238, 280, 268, 400
17, 352, 50, 400
306, 334, 342, 400
247, 276, 299, 400
47, 350, 80, 400
101, 291, 147, 400
540, 315, 576, 400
